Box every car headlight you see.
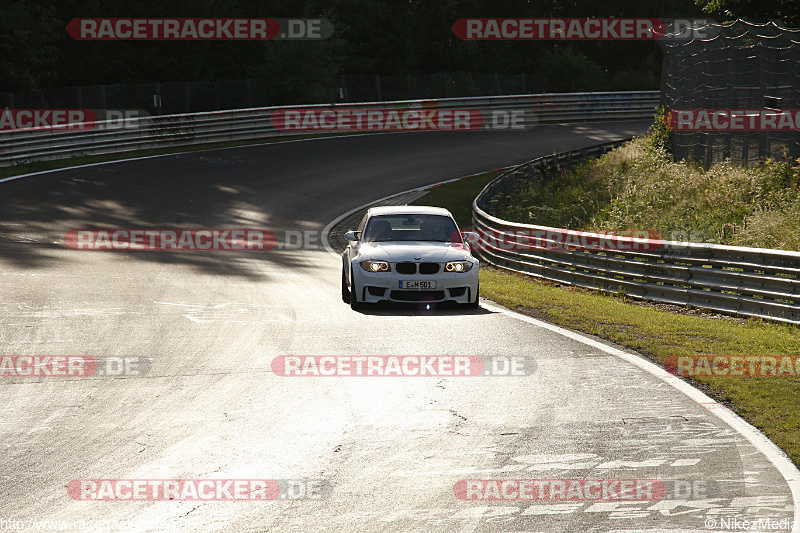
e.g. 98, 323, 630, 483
360, 260, 390, 272
445, 261, 473, 272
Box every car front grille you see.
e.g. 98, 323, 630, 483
393, 262, 442, 275
394, 262, 416, 274
390, 290, 445, 302
419, 262, 440, 274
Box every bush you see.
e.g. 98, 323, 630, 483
648, 106, 672, 154
499, 135, 800, 251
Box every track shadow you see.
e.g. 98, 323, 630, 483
350, 300, 494, 316
0, 151, 329, 278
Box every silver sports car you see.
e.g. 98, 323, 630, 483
341, 206, 480, 309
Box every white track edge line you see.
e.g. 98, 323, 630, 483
480, 300, 800, 532
0, 131, 408, 184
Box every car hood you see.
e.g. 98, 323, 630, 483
357, 241, 473, 262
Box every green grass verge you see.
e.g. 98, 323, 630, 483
493, 135, 800, 251
0, 132, 367, 181
419, 169, 505, 228
421, 169, 800, 468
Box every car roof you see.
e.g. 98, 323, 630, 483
366, 205, 453, 217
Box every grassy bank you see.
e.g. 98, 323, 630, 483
423, 170, 506, 228
417, 166, 800, 468
492, 136, 800, 251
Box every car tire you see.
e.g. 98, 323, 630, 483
341, 269, 351, 304
348, 270, 362, 310
350, 289, 362, 310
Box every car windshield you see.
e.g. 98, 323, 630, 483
362, 214, 461, 243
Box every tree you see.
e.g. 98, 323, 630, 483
0, 0, 60, 91
693, 0, 800, 26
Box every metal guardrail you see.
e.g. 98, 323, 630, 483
0, 91, 658, 167
472, 141, 800, 325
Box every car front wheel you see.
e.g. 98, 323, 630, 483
341, 269, 350, 304
347, 269, 362, 310
350, 288, 362, 310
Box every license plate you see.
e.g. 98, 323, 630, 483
399, 280, 436, 290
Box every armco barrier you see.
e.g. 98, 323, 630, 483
472, 141, 800, 325
0, 91, 658, 167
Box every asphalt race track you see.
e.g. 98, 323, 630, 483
0, 120, 796, 532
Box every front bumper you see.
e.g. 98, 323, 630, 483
352, 267, 479, 304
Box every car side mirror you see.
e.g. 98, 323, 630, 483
344, 230, 360, 242
462, 231, 480, 246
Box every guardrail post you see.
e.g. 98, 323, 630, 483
155, 83, 162, 115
